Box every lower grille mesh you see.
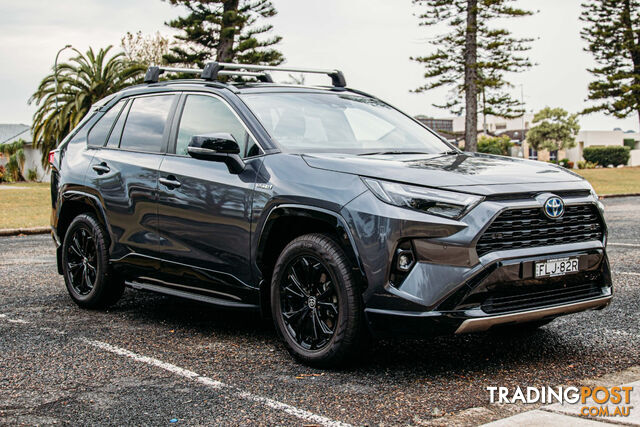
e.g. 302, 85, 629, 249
481, 282, 604, 314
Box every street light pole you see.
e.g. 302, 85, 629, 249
54, 44, 72, 146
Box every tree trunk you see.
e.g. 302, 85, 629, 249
464, 0, 478, 152
217, 0, 240, 63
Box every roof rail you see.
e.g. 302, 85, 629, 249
144, 62, 346, 87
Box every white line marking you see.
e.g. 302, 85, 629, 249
0, 314, 28, 324
608, 242, 640, 248
614, 270, 640, 277
0, 314, 351, 427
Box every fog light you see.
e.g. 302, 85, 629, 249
396, 249, 414, 272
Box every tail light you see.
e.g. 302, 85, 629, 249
48, 150, 57, 166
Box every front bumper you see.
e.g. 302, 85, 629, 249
341, 189, 612, 337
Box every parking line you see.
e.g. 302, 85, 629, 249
608, 242, 640, 248
614, 270, 640, 277
0, 314, 351, 427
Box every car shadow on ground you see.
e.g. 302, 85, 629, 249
105, 288, 589, 376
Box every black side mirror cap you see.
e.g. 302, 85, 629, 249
187, 133, 245, 174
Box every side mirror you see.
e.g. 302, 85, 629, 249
187, 133, 245, 174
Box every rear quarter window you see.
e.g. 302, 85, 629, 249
87, 99, 127, 147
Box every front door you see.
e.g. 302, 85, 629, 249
156, 93, 263, 305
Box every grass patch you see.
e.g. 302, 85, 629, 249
0, 182, 51, 229
575, 167, 640, 196
0, 167, 637, 229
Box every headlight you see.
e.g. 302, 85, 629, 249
362, 178, 483, 219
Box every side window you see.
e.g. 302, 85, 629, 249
106, 100, 130, 148
87, 99, 127, 146
175, 95, 260, 158
120, 95, 175, 152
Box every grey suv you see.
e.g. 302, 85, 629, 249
49, 63, 612, 366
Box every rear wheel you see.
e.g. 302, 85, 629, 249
271, 233, 366, 367
62, 214, 124, 309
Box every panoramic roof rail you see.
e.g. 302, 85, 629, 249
144, 62, 346, 87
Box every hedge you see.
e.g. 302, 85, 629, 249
582, 145, 630, 166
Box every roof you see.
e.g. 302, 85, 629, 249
0, 124, 32, 145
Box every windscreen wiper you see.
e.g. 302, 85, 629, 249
357, 151, 431, 156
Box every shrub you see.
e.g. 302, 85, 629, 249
478, 135, 514, 156
558, 158, 570, 168
623, 138, 637, 150
577, 160, 597, 169
27, 168, 38, 181
582, 145, 630, 166
0, 165, 5, 182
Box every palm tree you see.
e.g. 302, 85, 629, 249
0, 139, 26, 182
29, 46, 146, 166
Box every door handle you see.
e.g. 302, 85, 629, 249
159, 176, 181, 188
92, 163, 110, 174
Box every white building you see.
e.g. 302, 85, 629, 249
565, 130, 640, 166
451, 114, 535, 134
0, 124, 50, 182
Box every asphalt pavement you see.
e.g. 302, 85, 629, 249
0, 197, 639, 425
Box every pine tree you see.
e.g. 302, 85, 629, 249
411, 0, 534, 152
580, 0, 640, 128
164, 0, 284, 67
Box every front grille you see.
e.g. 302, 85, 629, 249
481, 281, 604, 314
476, 204, 603, 257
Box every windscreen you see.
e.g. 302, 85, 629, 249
241, 93, 452, 154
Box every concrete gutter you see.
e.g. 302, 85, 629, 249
599, 193, 640, 199
0, 226, 50, 237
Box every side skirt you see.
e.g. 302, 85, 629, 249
126, 280, 260, 310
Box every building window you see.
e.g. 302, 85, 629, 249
529, 147, 538, 160
495, 123, 507, 130
549, 150, 558, 161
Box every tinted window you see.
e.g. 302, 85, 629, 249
106, 100, 130, 148
87, 99, 126, 146
175, 95, 260, 158
120, 95, 174, 152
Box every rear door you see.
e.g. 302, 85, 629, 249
155, 92, 263, 305
87, 93, 178, 270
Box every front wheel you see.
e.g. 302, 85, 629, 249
61, 213, 124, 309
271, 233, 366, 367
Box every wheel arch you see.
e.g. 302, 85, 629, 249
55, 191, 111, 274
256, 204, 367, 315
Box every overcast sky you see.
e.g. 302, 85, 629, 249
0, 0, 637, 132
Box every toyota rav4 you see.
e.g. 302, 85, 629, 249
49, 63, 612, 366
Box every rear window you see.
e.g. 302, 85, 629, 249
119, 95, 175, 152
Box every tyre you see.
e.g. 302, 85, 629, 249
271, 233, 366, 367
61, 213, 124, 309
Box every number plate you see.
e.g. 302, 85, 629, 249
535, 257, 579, 278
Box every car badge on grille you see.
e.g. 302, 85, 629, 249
543, 196, 564, 219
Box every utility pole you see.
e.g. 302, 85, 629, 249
54, 45, 73, 146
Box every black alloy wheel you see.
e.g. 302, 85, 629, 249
62, 214, 124, 308
66, 225, 98, 296
280, 255, 339, 351
271, 233, 367, 367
